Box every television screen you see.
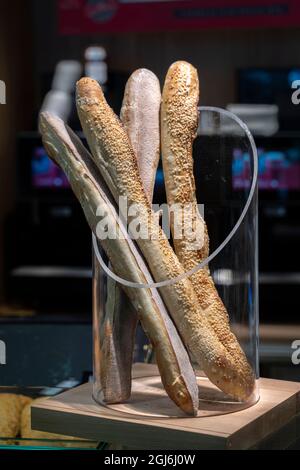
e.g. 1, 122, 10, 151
31, 146, 70, 189
238, 68, 300, 131
232, 146, 300, 191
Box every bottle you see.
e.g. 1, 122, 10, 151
84, 46, 108, 93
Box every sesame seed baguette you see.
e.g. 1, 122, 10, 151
161, 61, 254, 385
161, 61, 209, 265
120, 68, 161, 202
76, 77, 255, 400
39, 111, 199, 416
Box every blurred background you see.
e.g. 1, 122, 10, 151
0, 0, 300, 389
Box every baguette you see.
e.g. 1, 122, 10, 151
161, 61, 253, 377
96, 272, 137, 403
160, 60, 209, 264
104, 69, 161, 384
120, 68, 161, 202
39, 111, 199, 415
76, 78, 255, 400
99, 69, 161, 402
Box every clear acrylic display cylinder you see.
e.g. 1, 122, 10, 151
92, 107, 259, 418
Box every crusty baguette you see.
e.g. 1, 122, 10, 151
120, 68, 161, 202
160, 60, 209, 264
76, 77, 255, 400
96, 271, 137, 403
99, 70, 161, 403
39, 111, 199, 415
93, 257, 137, 404
101, 69, 161, 398
161, 61, 253, 378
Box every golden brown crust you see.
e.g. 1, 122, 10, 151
76, 77, 255, 401
39, 111, 198, 415
160, 61, 209, 262
161, 60, 255, 394
0, 394, 31, 438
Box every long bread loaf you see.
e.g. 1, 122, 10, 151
100, 69, 161, 402
120, 68, 161, 202
39, 111, 199, 415
160, 61, 254, 381
76, 78, 255, 400
95, 270, 137, 403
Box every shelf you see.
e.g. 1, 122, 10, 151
11, 266, 92, 279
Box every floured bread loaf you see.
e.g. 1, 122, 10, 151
121, 68, 161, 202
98, 69, 161, 404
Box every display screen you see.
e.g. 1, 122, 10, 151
31, 146, 70, 189
233, 147, 300, 190
238, 68, 300, 131
239, 68, 300, 102
28, 139, 300, 193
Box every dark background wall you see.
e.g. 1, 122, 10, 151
32, 0, 300, 108
0, 2, 34, 301
1, 0, 300, 300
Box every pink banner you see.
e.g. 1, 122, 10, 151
58, 0, 300, 34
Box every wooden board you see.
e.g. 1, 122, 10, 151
31, 363, 300, 450
92, 376, 259, 419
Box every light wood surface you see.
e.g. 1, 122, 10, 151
92, 374, 258, 419
32, 363, 300, 450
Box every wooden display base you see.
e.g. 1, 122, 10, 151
32, 363, 300, 450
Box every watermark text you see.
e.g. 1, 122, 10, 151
95, 197, 205, 251
0, 80, 6, 104
0, 340, 6, 365
291, 80, 300, 105
291, 340, 300, 365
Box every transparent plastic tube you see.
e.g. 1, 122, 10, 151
92, 107, 259, 418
